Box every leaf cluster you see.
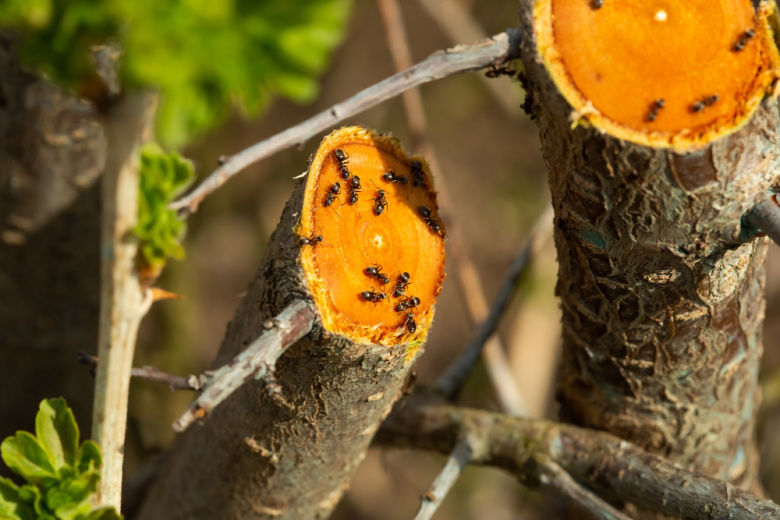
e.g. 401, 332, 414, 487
0, 399, 120, 520
134, 143, 194, 272
0, 0, 352, 146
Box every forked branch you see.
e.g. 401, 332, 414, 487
171, 29, 523, 214
376, 396, 780, 520
173, 299, 316, 431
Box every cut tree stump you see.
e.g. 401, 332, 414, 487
519, 0, 780, 492
138, 127, 446, 519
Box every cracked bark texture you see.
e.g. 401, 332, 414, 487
0, 33, 105, 454
519, 6, 779, 490
138, 178, 421, 520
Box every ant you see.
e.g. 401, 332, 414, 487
691, 95, 719, 113
410, 159, 426, 188
360, 288, 387, 303
591, 0, 604, 8
365, 264, 390, 285
733, 29, 756, 52
324, 182, 341, 207
297, 234, 323, 247
371, 184, 388, 216
646, 98, 665, 122
346, 175, 361, 205
484, 65, 514, 79
403, 312, 417, 334
418, 206, 442, 234
395, 295, 420, 312
333, 148, 351, 180
393, 272, 411, 297
382, 168, 408, 185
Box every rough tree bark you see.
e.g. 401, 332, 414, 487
0, 33, 104, 453
519, 2, 780, 490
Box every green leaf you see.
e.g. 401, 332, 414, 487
35, 399, 79, 472
75, 442, 101, 474
1, 432, 55, 482
0, 477, 34, 520
83, 507, 121, 520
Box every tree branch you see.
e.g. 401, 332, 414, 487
535, 458, 631, 520
435, 209, 553, 400
745, 198, 780, 246
376, 396, 780, 520
77, 352, 203, 391
172, 299, 316, 432
413, 437, 475, 520
170, 29, 523, 215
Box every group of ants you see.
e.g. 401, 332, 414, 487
297, 148, 444, 336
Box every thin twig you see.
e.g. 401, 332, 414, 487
377, 397, 780, 520
77, 352, 203, 391
173, 299, 316, 432
92, 93, 157, 511
415, 0, 523, 119
745, 198, 780, 246
376, 0, 528, 415
413, 437, 474, 520
536, 458, 632, 520
170, 29, 523, 215
435, 208, 553, 400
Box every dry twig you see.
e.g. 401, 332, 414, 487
745, 198, 780, 246
77, 352, 203, 391
173, 299, 316, 432
435, 209, 553, 399
413, 437, 475, 520
170, 29, 523, 214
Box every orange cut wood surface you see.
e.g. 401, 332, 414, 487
535, 0, 780, 149
299, 127, 446, 346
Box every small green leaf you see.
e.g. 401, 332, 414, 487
75, 442, 101, 474
0, 477, 33, 520
83, 507, 121, 520
35, 398, 79, 471
1, 432, 55, 482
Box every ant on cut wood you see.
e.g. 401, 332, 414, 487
324, 182, 341, 207
371, 182, 389, 216
418, 206, 442, 234
393, 272, 411, 297
360, 288, 387, 303
403, 312, 417, 334
333, 148, 351, 180
365, 264, 390, 285
382, 168, 408, 185
297, 234, 323, 247
410, 159, 426, 188
395, 295, 420, 313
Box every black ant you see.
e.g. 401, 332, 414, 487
324, 182, 341, 207
360, 288, 386, 303
382, 168, 408, 185
733, 29, 756, 52
393, 272, 411, 297
371, 184, 388, 216
403, 312, 417, 334
484, 65, 514, 78
346, 175, 361, 205
365, 264, 390, 285
298, 234, 323, 247
692, 95, 719, 113
410, 159, 426, 188
591, 0, 604, 8
646, 98, 665, 122
334, 148, 351, 180
418, 206, 442, 234
395, 295, 420, 312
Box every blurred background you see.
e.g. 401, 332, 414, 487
2, 0, 780, 518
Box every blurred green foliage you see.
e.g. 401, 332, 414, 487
135, 143, 194, 271
0, 399, 120, 520
0, 0, 352, 147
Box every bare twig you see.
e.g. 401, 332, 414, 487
435, 209, 553, 399
170, 29, 523, 215
413, 437, 475, 520
92, 93, 157, 511
745, 198, 780, 246
376, 396, 780, 520
415, 0, 523, 118
173, 299, 316, 432
376, 0, 528, 415
77, 352, 203, 391
536, 458, 631, 520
